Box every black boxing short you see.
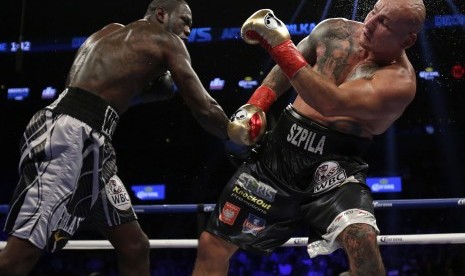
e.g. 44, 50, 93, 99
4, 87, 136, 252
206, 105, 379, 257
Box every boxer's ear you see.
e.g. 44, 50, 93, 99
401, 33, 417, 49
155, 7, 167, 23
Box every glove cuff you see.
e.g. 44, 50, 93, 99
247, 85, 277, 112
270, 40, 308, 79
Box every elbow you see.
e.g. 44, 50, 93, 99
191, 107, 210, 122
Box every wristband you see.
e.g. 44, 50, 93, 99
270, 40, 308, 79
247, 85, 277, 112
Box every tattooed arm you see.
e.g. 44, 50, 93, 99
289, 18, 415, 134
260, 18, 356, 98
259, 23, 320, 99
307, 18, 360, 85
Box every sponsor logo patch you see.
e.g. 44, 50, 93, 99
237, 173, 277, 202
313, 161, 347, 194
231, 186, 272, 212
230, 107, 248, 121
219, 202, 240, 226
242, 213, 266, 235
105, 175, 132, 210
47, 229, 71, 252
102, 106, 119, 137
54, 229, 69, 243
264, 12, 281, 30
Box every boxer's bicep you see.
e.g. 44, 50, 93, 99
163, 40, 213, 110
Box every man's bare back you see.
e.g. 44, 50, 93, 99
64, 0, 229, 139
67, 20, 184, 113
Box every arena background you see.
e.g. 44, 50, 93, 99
1, 0, 464, 275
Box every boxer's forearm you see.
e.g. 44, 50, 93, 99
192, 101, 229, 140
262, 65, 294, 98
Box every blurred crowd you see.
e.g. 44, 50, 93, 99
22, 243, 465, 276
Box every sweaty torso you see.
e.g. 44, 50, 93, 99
67, 20, 171, 113
292, 19, 381, 138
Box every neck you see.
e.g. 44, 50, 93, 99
364, 49, 399, 66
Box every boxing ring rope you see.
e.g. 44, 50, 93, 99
3, 198, 462, 214
1, 234, 465, 250
1, 198, 464, 250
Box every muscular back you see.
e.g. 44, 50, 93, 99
64, 3, 229, 139
291, 18, 416, 137
67, 20, 181, 112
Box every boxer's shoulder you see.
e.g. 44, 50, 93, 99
310, 18, 361, 39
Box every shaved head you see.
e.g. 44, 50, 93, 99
378, 0, 426, 33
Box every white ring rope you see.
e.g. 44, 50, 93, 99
1, 198, 465, 214
1, 233, 464, 250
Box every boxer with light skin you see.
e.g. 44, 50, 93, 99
193, 0, 426, 275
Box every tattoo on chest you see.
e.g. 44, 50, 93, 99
345, 63, 378, 82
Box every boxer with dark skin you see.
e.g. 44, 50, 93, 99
193, 0, 426, 275
0, 0, 229, 275
66, 0, 228, 136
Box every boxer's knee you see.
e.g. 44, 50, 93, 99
338, 223, 385, 275
339, 223, 378, 247
0, 256, 27, 276
106, 222, 150, 266
197, 231, 237, 262
117, 232, 150, 261
193, 232, 238, 275
0, 238, 42, 276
